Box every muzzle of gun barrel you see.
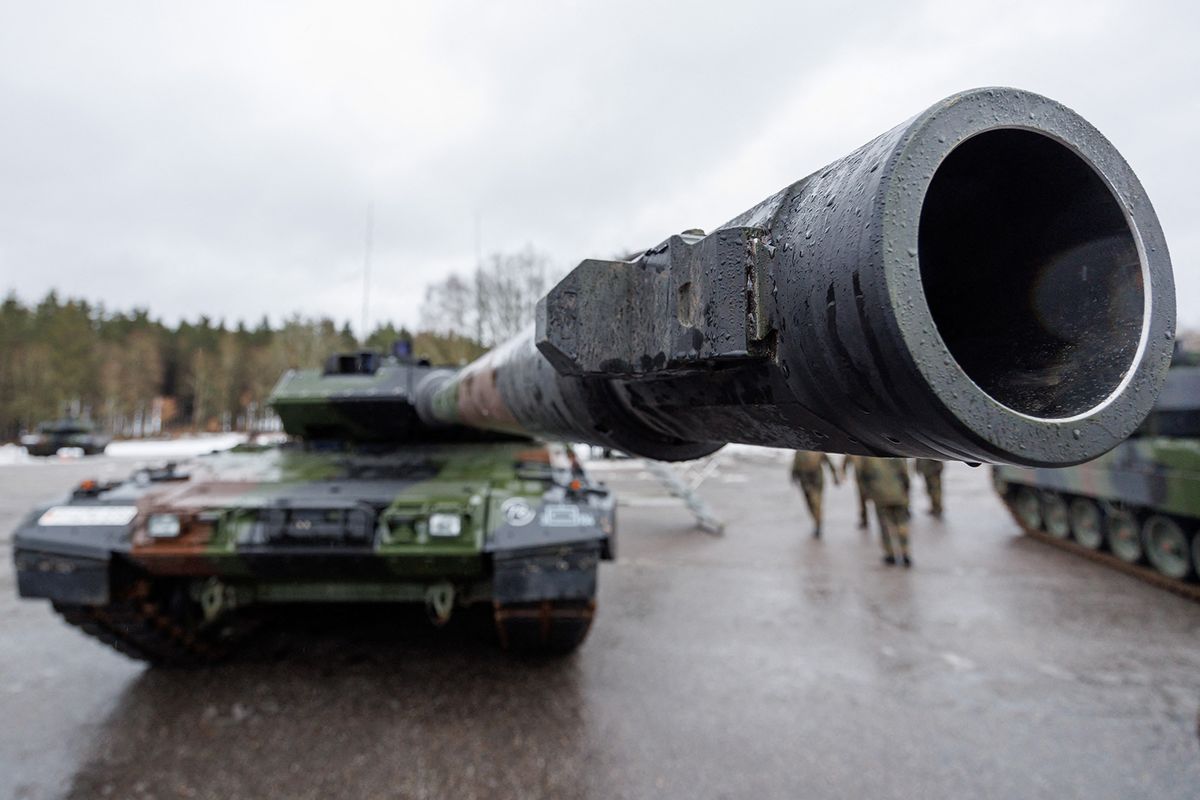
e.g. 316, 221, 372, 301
427, 87, 1175, 467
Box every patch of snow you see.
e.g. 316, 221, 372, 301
585, 459, 650, 472
722, 444, 793, 462
0, 444, 31, 465
251, 432, 289, 446
105, 433, 248, 459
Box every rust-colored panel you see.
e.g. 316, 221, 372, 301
454, 353, 523, 433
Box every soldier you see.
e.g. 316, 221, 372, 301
913, 458, 944, 517
839, 454, 870, 529
859, 457, 912, 566
790, 450, 840, 538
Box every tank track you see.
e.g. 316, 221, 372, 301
50, 567, 595, 660
493, 599, 595, 655
51, 581, 247, 666
998, 494, 1200, 604
53, 588, 595, 661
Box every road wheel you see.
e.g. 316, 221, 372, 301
1041, 493, 1070, 539
1069, 499, 1104, 550
1106, 508, 1142, 563
494, 599, 595, 656
1143, 515, 1195, 580
1012, 487, 1042, 531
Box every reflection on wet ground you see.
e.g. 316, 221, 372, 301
2, 455, 1199, 799
66, 608, 598, 800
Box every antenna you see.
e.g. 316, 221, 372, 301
473, 209, 484, 344
473, 209, 482, 267
361, 200, 374, 346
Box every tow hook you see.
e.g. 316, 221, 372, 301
197, 577, 239, 622
425, 582, 455, 626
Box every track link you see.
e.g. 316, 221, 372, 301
52, 582, 246, 666
494, 599, 595, 655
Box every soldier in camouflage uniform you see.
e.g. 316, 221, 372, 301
791, 450, 840, 538
839, 454, 870, 529
859, 457, 912, 566
913, 458, 944, 517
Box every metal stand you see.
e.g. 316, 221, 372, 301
643, 457, 725, 535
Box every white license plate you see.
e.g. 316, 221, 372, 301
541, 504, 596, 527
38, 506, 138, 527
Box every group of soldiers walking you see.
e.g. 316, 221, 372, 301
790, 452, 944, 568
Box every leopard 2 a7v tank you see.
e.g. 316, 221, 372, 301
21, 417, 110, 456
13, 350, 616, 662
993, 350, 1200, 596
11, 86, 1181, 659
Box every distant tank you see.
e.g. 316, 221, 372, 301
20, 417, 110, 456
10, 86, 1183, 659
13, 349, 616, 662
993, 354, 1200, 594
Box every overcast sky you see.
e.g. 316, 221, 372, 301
1, 0, 1197, 334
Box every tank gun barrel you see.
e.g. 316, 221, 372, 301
420, 87, 1175, 467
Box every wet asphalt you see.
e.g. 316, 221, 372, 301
1, 451, 1198, 800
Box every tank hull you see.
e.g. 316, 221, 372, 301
13, 442, 615, 662
994, 435, 1200, 594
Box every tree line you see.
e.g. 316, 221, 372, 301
5, 247, 1198, 442
0, 247, 556, 440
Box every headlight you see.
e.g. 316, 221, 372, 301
38, 505, 137, 527
147, 513, 182, 539
428, 513, 462, 538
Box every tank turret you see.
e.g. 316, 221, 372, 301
269, 350, 519, 445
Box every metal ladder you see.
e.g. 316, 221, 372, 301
643, 456, 725, 535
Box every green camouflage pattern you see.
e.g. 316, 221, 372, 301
859, 458, 910, 508
14, 439, 615, 605
992, 363, 1200, 582
993, 437, 1200, 521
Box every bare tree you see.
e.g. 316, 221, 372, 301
475, 246, 551, 344
419, 272, 475, 339
418, 246, 556, 347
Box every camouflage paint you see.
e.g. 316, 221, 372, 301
427, 335, 526, 434
15, 440, 615, 606
994, 437, 1200, 520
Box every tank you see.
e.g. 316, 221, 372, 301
12, 352, 616, 661
993, 355, 1200, 594
11, 86, 1180, 660
20, 417, 111, 456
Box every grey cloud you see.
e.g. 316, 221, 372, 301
0, 0, 1195, 334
